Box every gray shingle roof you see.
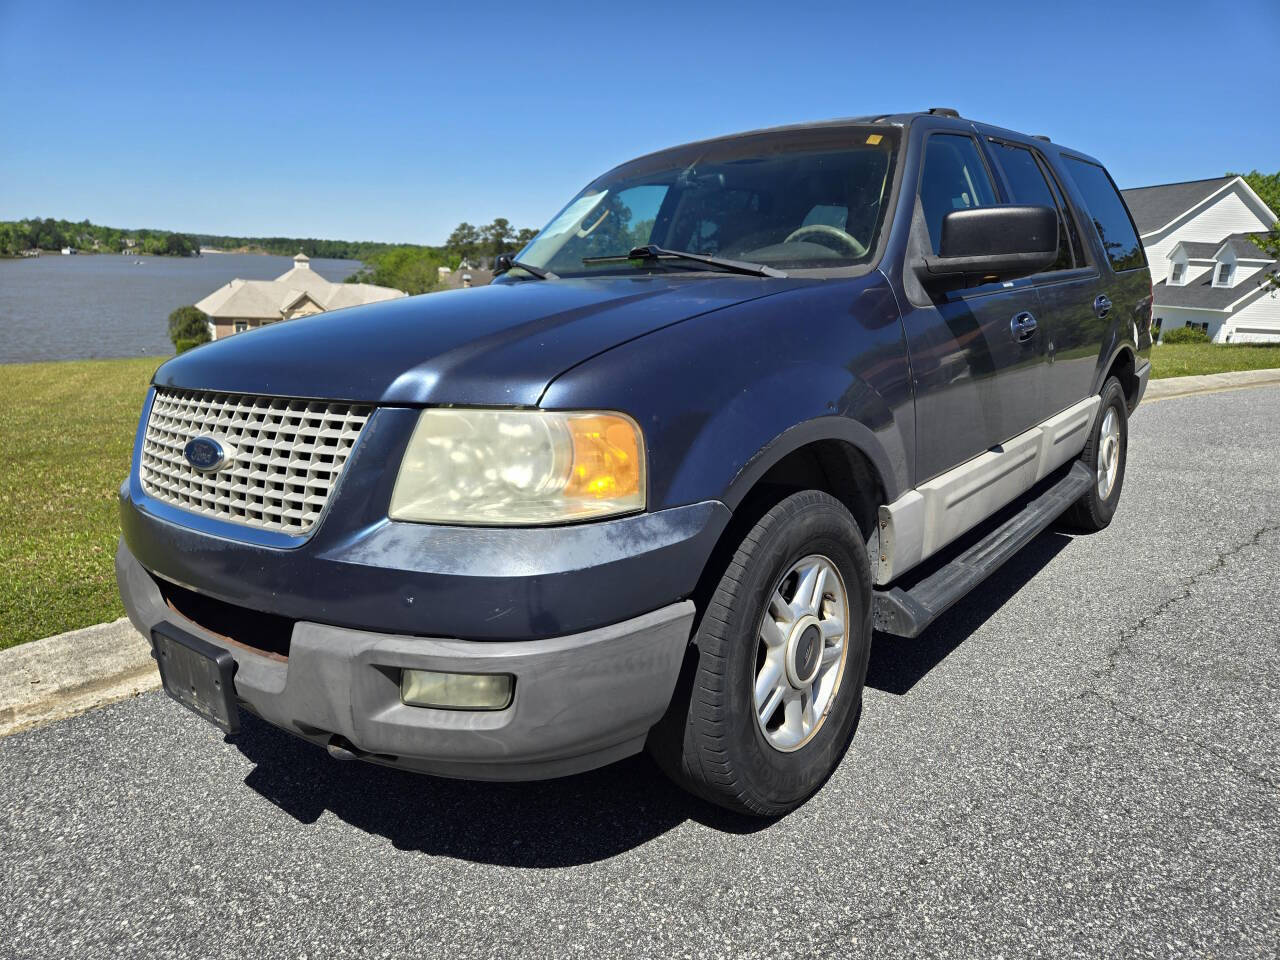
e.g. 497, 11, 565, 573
1120, 176, 1235, 234
1218, 233, 1271, 260
1154, 263, 1278, 310
1171, 234, 1271, 261
1172, 240, 1220, 259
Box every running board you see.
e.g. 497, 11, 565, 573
872, 461, 1093, 638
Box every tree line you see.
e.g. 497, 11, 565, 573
2, 215, 543, 273
0, 218, 199, 257
345, 218, 540, 295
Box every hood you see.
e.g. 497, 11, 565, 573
155, 275, 800, 406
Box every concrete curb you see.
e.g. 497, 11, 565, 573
0, 618, 159, 738
1146, 367, 1280, 402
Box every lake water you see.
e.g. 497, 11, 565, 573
0, 253, 361, 364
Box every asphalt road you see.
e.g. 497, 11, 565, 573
3, 387, 1278, 960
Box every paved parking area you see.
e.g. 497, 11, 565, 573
2, 387, 1278, 959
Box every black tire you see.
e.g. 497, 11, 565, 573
1059, 376, 1128, 533
648, 490, 873, 817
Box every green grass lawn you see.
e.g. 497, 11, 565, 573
1150, 342, 1280, 379
3, 339, 1280, 651
0, 356, 163, 649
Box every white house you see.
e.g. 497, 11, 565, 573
1120, 176, 1279, 342
195, 253, 406, 340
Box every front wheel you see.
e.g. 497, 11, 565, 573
1059, 375, 1129, 532
649, 490, 873, 817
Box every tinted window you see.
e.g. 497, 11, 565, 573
919, 134, 997, 254
1036, 154, 1086, 266
991, 142, 1073, 271
1061, 157, 1146, 272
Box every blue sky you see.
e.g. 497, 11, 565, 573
2, 0, 1276, 244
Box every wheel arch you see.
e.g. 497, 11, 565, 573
1098, 344, 1140, 412
685, 422, 896, 617
722, 424, 895, 544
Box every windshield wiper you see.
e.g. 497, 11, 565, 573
582, 244, 787, 278
494, 254, 558, 280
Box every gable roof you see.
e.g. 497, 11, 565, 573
1171, 233, 1273, 263
1120, 176, 1235, 234
1215, 233, 1272, 261
195, 279, 312, 319
193, 256, 405, 319
1155, 263, 1279, 310
1170, 239, 1220, 260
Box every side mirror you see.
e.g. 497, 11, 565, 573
918, 205, 1059, 286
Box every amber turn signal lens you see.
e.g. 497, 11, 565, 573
564, 415, 643, 501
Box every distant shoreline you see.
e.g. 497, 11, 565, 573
3, 248, 357, 261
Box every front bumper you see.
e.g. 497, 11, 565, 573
118, 539, 695, 780
119, 470, 727, 641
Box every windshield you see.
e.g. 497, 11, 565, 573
514, 125, 900, 277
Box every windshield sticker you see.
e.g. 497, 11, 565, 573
541, 192, 609, 239
866, 134, 883, 145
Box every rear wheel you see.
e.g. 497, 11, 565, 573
649, 490, 872, 817
1059, 376, 1128, 532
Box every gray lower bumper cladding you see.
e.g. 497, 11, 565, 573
117, 540, 695, 781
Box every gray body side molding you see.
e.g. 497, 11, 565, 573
876, 395, 1100, 584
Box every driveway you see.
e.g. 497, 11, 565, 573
2, 387, 1277, 959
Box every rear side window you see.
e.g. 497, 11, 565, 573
990, 142, 1075, 272
919, 134, 997, 254
1061, 157, 1146, 272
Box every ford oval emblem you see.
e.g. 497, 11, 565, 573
184, 436, 227, 473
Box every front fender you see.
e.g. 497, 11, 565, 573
540, 273, 913, 512
717, 408, 904, 510
665, 364, 905, 510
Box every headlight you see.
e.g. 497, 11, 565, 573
389, 409, 645, 525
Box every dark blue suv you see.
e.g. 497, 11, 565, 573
118, 110, 1152, 815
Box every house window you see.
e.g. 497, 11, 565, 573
233, 321, 248, 333
1170, 262, 1185, 285
1215, 263, 1232, 286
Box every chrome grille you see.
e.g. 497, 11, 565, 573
140, 388, 372, 536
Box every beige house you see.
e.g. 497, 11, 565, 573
196, 253, 406, 340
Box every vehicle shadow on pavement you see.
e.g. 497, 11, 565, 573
866, 531, 1074, 696
227, 529, 1071, 863
231, 716, 768, 866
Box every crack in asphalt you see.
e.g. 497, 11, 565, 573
817, 524, 1280, 952
1092, 522, 1280, 683
1077, 522, 1280, 793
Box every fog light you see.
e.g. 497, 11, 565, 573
400, 669, 514, 710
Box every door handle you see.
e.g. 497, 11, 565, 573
1094, 294, 1113, 319
1010, 311, 1038, 342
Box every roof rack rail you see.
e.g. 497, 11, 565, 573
1033, 134, 1051, 142
927, 107, 960, 118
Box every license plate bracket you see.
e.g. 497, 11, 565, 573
151, 624, 240, 734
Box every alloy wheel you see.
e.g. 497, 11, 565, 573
753, 554, 850, 752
